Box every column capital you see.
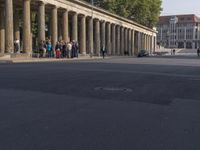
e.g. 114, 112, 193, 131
79, 14, 85, 18
93, 18, 99, 22
38, 0, 46, 5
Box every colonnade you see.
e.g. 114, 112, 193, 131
0, 0, 156, 57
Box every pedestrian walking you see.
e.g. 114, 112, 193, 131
101, 46, 106, 59
197, 48, 200, 57
173, 49, 176, 55
14, 39, 20, 53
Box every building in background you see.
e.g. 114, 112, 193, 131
157, 14, 200, 49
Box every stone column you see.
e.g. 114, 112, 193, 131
144, 34, 146, 50
88, 17, 93, 56
148, 36, 151, 50
72, 12, 78, 41
153, 36, 156, 52
142, 33, 144, 49
100, 21, 105, 50
145, 35, 148, 50
51, 6, 57, 49
192, 42, 195, 49
38, 1, 45, 42
14, 9, 20, 42
80, 15, 86, 55
131, 30, 135, 56
94, 19, 100, 56
106, 22, 111, 55
0, 8, 5, 53
111, 24, 116, 55
58, 18, 62, 41
150, 35, 152, 54
23, 0, 31, 54
146, 35, 148, 50
138, 32, 141, 52
63, 9, 69, 43
5, 0, 14, 53
124, 28, 128, 54
184, 41, 186, 49
116, 25, 120, 55
120, 27, 124, 55
128, 29, 132, 55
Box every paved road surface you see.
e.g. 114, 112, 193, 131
0, 57, 200, 150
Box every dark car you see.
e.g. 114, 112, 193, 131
137, 49, 149, 57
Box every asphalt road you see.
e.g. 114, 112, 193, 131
0, 56, 200, 150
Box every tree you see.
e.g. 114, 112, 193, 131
83, 0, 162, 28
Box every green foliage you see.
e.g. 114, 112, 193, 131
84, 0, 162, 28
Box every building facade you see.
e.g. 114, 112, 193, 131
0, 0, 157, 57
157, 14, 200, 49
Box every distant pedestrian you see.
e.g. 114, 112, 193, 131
75, 41, 79, 58
67, 42, 72, 58
62, 42, 67, 58
101, 46, 106, 59
197, 48, 200, 57
173, 49, 176, 55
14, 39, 20, 53
39, 40, 46, 58
55, 42, 61, 58
47, 41, 53, 58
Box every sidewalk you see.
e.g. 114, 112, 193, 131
0, 55, 105, 64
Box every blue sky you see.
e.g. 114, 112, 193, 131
161, 0, 200, 16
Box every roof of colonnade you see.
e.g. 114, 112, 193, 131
38, 0, 157, 36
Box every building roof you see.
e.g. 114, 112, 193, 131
158, 14, 200, 24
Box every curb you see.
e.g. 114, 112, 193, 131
0, 60, 13, 64
0, 57, 107, 64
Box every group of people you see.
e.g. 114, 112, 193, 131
38, 39, 79, 59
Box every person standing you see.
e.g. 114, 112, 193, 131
47, 41, 52, 58
67, 42, 72, 58
62, 42, 67, 58
71, 40, 76, 58
14, 39, 20, 53
55, 42, 61, 58
75, 41, 79, 58
39, 40, 45, 58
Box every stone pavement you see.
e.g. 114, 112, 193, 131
0, 55, 106, 63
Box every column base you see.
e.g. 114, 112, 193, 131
80, 52, 87, 56
11, 53, 32, 58
0, 53, 5, 57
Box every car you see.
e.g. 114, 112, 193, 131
137, 49, 149, 57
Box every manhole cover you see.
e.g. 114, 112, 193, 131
94, 87, 133, 93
